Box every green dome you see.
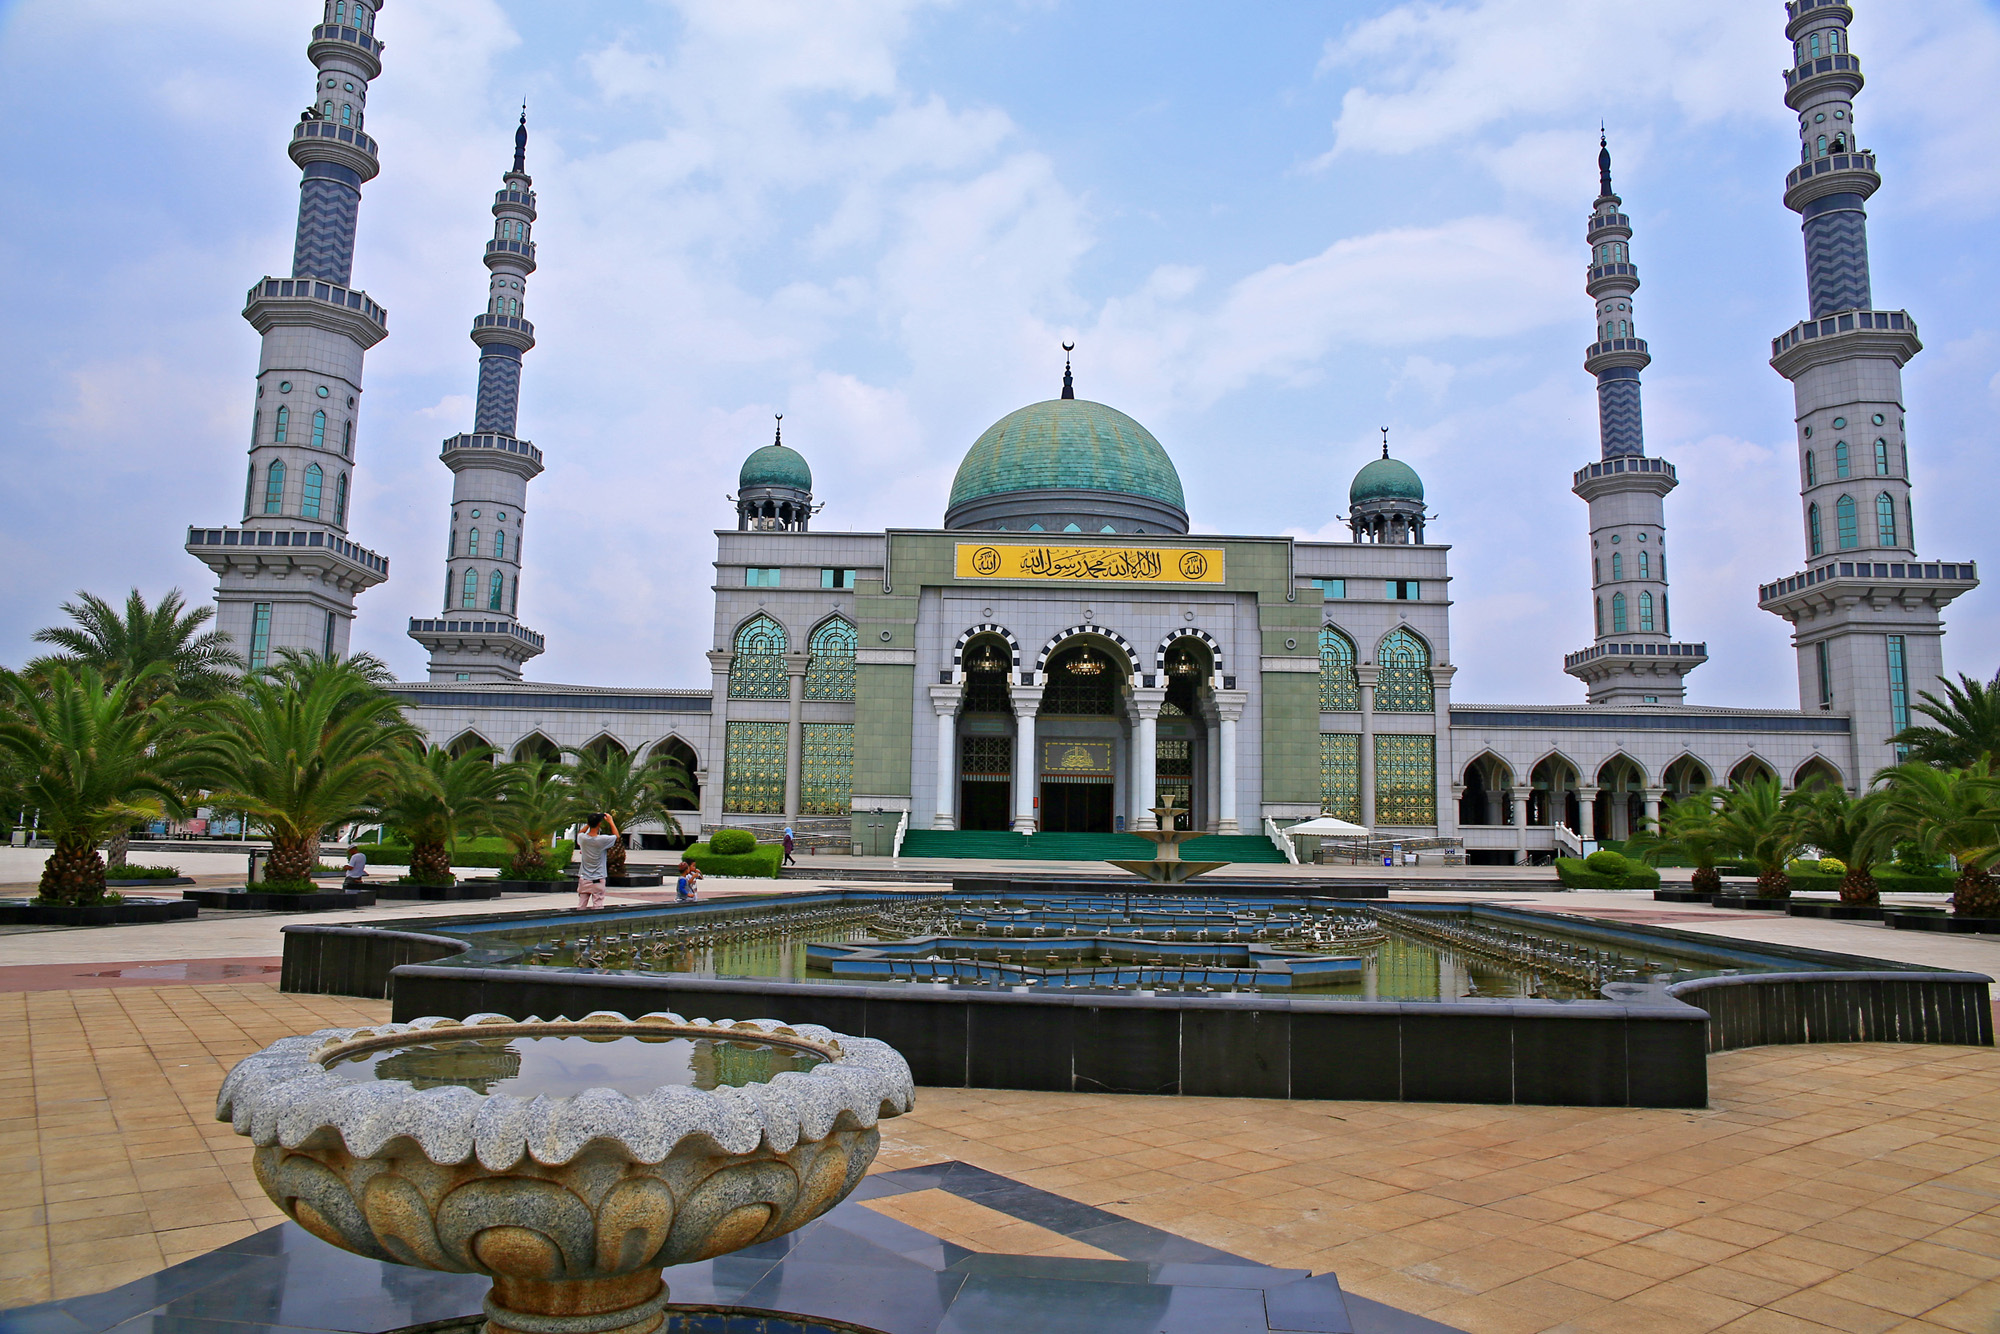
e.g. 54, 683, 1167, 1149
1350, 455, 1424, 505
949, 398, 1184, 511
739, 443, 811, 492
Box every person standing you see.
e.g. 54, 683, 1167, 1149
575, 813, 619, 912
782, 827, 797, 866
342, 845, 368, 894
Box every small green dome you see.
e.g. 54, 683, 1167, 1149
950, 398, 1184, 511
740, 442, 811, 492
1350, 455, 1424, 505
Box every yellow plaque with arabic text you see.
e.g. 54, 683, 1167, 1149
955, 542, 1225, 584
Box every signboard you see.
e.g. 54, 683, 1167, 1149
1041, 740, 1114, 776
955, 542, 1224, 584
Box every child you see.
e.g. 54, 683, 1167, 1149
675, 857, 703, 902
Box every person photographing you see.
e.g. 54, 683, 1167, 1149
575, 812, 620, 911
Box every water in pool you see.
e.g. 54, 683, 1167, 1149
323, 1033, 824, 1098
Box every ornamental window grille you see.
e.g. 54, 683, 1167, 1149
728, 615, 789, 699
301, 463, 323, 518
801, 723, 854, 815
488, 570, 504, 610
1639, 591, 1655, 632
1876, 492, 1898, 546
961, 735, 1012, 781
722, 721, 786, 813
1163, 641, 1208, 715
461, 569, 478, 608
804, 619, 857, 701
334, 473, 347, 525
1836, 494, 1859, 549
1156, 739, 1193, 825
962, 662, 1011, 714
312, 409, 327, 449
1318, 627, 1359, 712
1374, 734, 1437, 825
275, 406, 289, 442
1834, 440, 1849, 477
1611, 592, 1628, 633
1320, 733, 1361, 823
1373, 628, 1433, 713
264, 460, 286, 514
1039, 648, 1119, 715
1809, 502, 1824, 555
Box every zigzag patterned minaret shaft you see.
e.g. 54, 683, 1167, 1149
185, 1, 392, 668
409, 112, 548, 683
1563, 136, 1706, 706
1759, 0, 1977, 775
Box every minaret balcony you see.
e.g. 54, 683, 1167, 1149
484, 238, 538, 273
243, 276, 389, 348
1784, 151, 1879, 210
494, 188, 538, 220
186, 525, 388, 593
408, 618, 546, 653
1582, 338, 1650, 376
1562, 640, 1709, 683
1585, 213, 1631, 242
1573, 454, 1676, 501
308, 24, 384, 80
1759, 558, 1978, 620
1783, 53, 1862, 110
1785, 0, 1852, 31
1585, 262, 1639, 298
441, 431, 544, 479
1770, 309, 1919, 377
469, 312, 536, 353
289, 119, 380, 181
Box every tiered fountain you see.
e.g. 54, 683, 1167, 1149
1106, 794, 1229, 885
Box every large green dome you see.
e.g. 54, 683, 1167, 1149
739, 443, 811, 492
1350, 455, 1424, 505
949, 398, 1184, 511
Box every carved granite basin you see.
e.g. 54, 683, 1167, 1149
218, 1010, 914, 1334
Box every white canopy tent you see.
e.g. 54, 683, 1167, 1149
1282, 816, 1371, 838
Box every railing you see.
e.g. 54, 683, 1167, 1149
892, 811, 910, 860
407, 618, 546, 650
1772, 308, 1914, 357
1584, 336, 1649, 359
1760, 559, 1978, 604
1784, 52, 1861, 91
1263, 816, 1300, 865
309, 23, 383, 56
485, 239, 536, 263
1552, 824, 1591, 860
1786, 151, 1876, 191
1586, 262, 1637, 283
1316, 836, 1465, 867
441, 432, 542, 466
1563, 641, 1709, 670
1574, 455, 1675, 486
471, 313, 534, 338
187, 525, 387, 576
246, 276, 389, 331
1786, 0, 1850, 18
292, 118, 378, 158
1586, 212, 1629, 233
496, 188, 537, 210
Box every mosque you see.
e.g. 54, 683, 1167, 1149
183, 0, 1978, 863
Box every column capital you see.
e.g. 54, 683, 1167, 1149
705, 649, 735, 671
928, 683, 964, 715
1128, 686, 1168, 720
1008, 684, 1044, 716
1430, 663, 1459, 688
1355, 664, 1381, 689
782, 652, 812, 677
1210, 689, 1248, 723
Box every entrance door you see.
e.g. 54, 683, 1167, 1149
958, 735, 1012, 831
1040, 781, 1113, 832
959, 780, 1011, 830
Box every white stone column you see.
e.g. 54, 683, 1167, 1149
1512, 788, 1530, 865
1355, 664, 1379, 826
1129, 686, 1166, 830
1643, 787, 1664, 836
1212, 690, 1247, 835
928, 684, 963, 830
782, 651, 811, 820
1431, 664, 1458, 837
703, 649, 733, 833
1008, 685, 1043, 832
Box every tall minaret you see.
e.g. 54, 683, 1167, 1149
185, 2, 392, 668
1562, 135, 1706, 705
1760, 0, 1976, 775
409, 112, 547, 682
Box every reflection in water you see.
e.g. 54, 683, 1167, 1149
325, 1034, 822, 1098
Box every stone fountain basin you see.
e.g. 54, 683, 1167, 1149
1105, 859, 1230, 884
217, 1010, 913, 1326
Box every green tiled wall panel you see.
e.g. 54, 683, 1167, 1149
1261, 670, 1321, 805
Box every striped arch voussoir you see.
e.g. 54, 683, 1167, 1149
1035, 624, 1139, 681
951, 624, 1021, 680
1155, 628, 1223, 679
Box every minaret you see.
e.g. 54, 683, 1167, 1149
185, 2, 392, 668
1759, 1, 1977, 773
409, 111, 547, 682
1562, 135, 1707, 705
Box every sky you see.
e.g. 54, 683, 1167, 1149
1, 0, 1995, 707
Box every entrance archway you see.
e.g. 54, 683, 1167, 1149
1594, 755, 1647, 841
957, 634, 1014, 830
1528, 755, 1582, 830
1035, 639, 1129, 834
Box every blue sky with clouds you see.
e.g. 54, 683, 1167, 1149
1, 0, 1995, 706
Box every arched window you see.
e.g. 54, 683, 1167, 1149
461, 569, 478, 608
1318, 627, 1359, 712
1808, 502, 1823, 555
341, 104, 352, 125
804, 619, 858, 701
1834, 439, 1849, 477
1907, 498, 1916, 550
1876, 492, 1898, 546
1805, 450, 1817, 486
1875, 439, 1890, 475
1611, 552, 1622, 581
1836, 494, 1859, 549
1595, 597, 1604, 635
493, 530, 505, 560
488, 570, 505, 610
1612, 592, 1628, 633
323, 100, 335, 120
274, 405, 289, 442
1661, 593, 1670, 634
334, 473, 347, 525
468, 527, 480, 557
1828, 28, 1841, 52
342, 420, 352, 456
1374, 629, 1433, 713
510, 577, 519, 613
1816, 134, 1826, 158
311, 409, 326, 449
301, 463, 323, 518
244, 462, 256, 516
1638, 552, 1650, 579
264, 460, 286, 514
1639, 591, 1655, 631
334, 2, 344, 22
729, 615, 789, 699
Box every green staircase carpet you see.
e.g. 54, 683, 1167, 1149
897, 830, 1288, 864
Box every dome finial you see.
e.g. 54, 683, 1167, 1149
773, 413, 783, 446
514, 102, 529, 174
1598, 124, 1613, 197
1061, 341, 1076, 400
1380, 425, 1390, 460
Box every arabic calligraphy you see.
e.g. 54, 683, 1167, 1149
955, 543, 1225, 584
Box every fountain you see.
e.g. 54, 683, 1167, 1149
218, 1010, 913, 1334
1105, 794, 1230, 884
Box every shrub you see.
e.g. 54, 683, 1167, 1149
1556, 857, 1662, 890
1891, 840, 1946, 877
708, 828, 757, 856
104, 864, 180, 880
256, 879, 321, 894
362, 839, 574, 871
1583, 849, 1629, 875
1818, 857, 1847, 875
682, 841, 782, 879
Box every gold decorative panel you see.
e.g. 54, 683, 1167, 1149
1320, 733, 1361, 823
722, 721, 785, 813
1374, 733, 1436, 825
801, 723, 853, 815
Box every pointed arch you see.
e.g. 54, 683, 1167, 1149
804, 616, 858, 701
1728, 754, 1779, 787
1318, 625, 1359, 712
645, 735, 703, 811
952, 624, 1021, 681
1662, 754, 1712, 802
1594, 753, 1648, 788
1835, 494, 1858, 549
1373, 627, 1433, 713
1155, 628, 1224, 680
263, 459, 286, 514
511, 732, 561, 763
301, 463, 323, 518
582, 733, 629, 760
728, 613, 789, 699
1458, 751, 1515, 827
1527, 750, 1584, 829
1033, 624, 1138, 682
1792, 755, 1843, 793
445, 730, 494, 760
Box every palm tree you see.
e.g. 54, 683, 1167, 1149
0, 666, 207, 903
30, 588, 242, 702
377, 745, 510, 884
195, 652, 418, 883
1627, 797, 1732, 894
562, 746, 684, 878
1714, 777, 1804, 898
1890, 671, 2000, 769
1785, 784, 1898, 904
1878, 760, 2000, 917
491, 758, 582, 878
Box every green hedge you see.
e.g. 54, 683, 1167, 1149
359, 838, 575, 870
1555, 856, 1661, 890
1782, 871, 1954, 896
105, 865, 181, 880
708, 828, 758, 856
681, 842, 783, 879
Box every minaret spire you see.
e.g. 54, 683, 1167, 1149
1564, 131, 1706, 705
409, 112, 547, 682
186, 0, 392, 667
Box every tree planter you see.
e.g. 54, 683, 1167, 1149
1712, 895, 1793, 911
469, 878, 579, 893
105, 877, 195, 888
1653, 889, 1717, 903
1785, 901, 1886, 921
0, 898, 200, 926
184, 888, 375, 911
1887, 910, 2000, 934
372, 882, 502, 901
608, 873, 664, 887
